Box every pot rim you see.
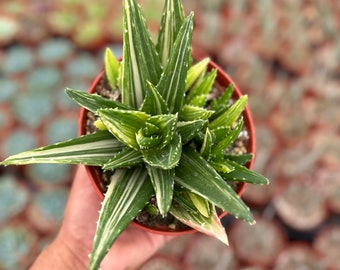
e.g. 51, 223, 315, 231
78, 59, 256, 235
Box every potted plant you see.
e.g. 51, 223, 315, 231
0, 0, 269, 269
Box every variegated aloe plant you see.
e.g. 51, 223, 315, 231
1, 0, 269, 269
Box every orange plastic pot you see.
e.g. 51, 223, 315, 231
78, 59, 256, 236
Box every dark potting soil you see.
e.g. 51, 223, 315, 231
85, 73, 249, 231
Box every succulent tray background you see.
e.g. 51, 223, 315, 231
0, 0, 339, 269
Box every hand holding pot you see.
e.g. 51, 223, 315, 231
31, 165, 175, 270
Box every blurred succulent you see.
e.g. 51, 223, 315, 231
0, 175, 29, 223
0, 78, 19, 102
0, 226, 37, 270
27, 188, 69, 233
1, 0, 268, 268
27, 164, 73, 185
28, 67, 62, 94
2, 45, 34, 74
13, 92, 53, 128
37, 38, 74, 63
66, 52, 101, 79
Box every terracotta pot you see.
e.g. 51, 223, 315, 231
78, 59, 256, 235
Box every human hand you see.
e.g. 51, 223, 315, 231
31, 165, 175, 270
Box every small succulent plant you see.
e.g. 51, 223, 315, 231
0, 0, 268, 268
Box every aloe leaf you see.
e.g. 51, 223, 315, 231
175, 147, 254, 224
121, 0, 162, 108
177, 120, 206, 144
0, 131, 123, 166
103, 147, 143, 170
186, 57, 210, 91
65, 89, 130, 113
222, 159, 270, 185
142, 132, 181, 169
187, 95, 208, 107
140, 81, 169, 115
210, 160, 234, 174
105, 48, 120, 90
180, 105, 214, 121
98, 108, 150, 150
211, 126, 231, 142
186, 69, 217, 106
209, 95, 248, 129
211, 118, 244, 158
171, 191, 228, 245
200, 128, 214, 160
187, 191, 211, 218
157, 13, 194, 113
137, 114, 177, 150
225, 153, 253, 165
146, 166, 175, 216
211, 83, 234, 111
156, 0, 185, 66
89, 167, 153, 270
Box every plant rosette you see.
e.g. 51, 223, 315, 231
0, 0, 268, 268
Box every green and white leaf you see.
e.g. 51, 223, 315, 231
186, 69, 217, 106
157, 13, 194, 113
222, 159, 270, 185
121, 0, 162, 108
89, 167, 153, 270
156, 0, 185, 66
171, 190, 228, 245
211, 83, 234, 111
185, 57, 210, 91
180, 105, 214, 121
211, 118, 244, 158
0, 131, 123, 166
175, 147, 254, 224
105, 48, 120, 90
65, 89, 130, 113
103, 147, 143, 170
210, 95, 248, 129
140, 81, 169, 115
146, 165, 175, 216
177, 120, 206, 144
200, 128, 214, 160
98, 108, 149, 150
142, 132, 182, 169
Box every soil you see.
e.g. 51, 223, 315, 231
85, 73, 249, 231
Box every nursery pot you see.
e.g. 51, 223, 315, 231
78, 59, 256, 235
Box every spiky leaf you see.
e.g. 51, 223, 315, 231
185, 57, 210, 91
211, 83, 234, 111
142, 132, 181, 169
186, 69, 217, 106
222, 159, 270, 185
171, 190, 228, 245
140, 81, 169, 115
180, 105, 214, 121
157, 13, 194, 113
105, 48, 120, 90
200, 128, 214, 159
146, 166, 175, 216
210, 95, 248, 129
121, 0, 162, 108
98, 109, 149, 150
177, 120, 206, 144
89, 167, 153, 270
156, 0, 185, 66
103, 147, 143, 170
175, 147, 254, 224
0, 131, 123, 166
65, 89, 130, 113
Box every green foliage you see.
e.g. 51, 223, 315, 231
0, 0, 269, 268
